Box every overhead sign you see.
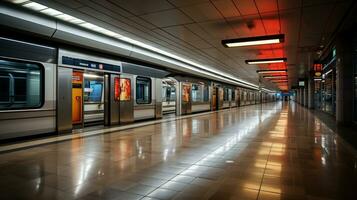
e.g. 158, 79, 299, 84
62, 56, 121, 72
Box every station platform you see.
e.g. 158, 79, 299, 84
0, 102, 356, 200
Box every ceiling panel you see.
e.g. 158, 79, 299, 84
168, 0, 209, 7
233, 0, 259, 16
212, 0, 240, 18
180, 2, 223, 22
28, 0, 355, 90
199, 19, 238, 39
140, 9, 193, 27
278, 0, 301, 10
255, 0, 279, 13
163, 25, 202, 42
83, 0, 134, 17
108, 0, 173, 15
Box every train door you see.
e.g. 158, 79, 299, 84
212, 87, 218, 110
218, 87, 224, 109
82, 72, 105, 126
72, 71, 83, 126
119, 74, 134, 124
162, 78, 177, 115
181, 82, 192, 115
105, 74, 120, 125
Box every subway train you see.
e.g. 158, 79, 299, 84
0, 37, 277, 140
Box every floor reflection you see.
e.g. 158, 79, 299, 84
0, 102, 356, 199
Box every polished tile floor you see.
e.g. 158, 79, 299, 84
0, 102, 356, 200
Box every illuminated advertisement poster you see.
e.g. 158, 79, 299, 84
120, 78, 131, 101
182, 84, 190, 102
114, 77, 120, 101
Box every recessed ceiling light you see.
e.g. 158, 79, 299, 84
257, 69, 287, 74
222, 34, 284, 48
245, 58, 287, 65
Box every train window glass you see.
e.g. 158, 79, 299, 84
84, 79, 103, 103
167, 87, 176, 102
136, 77, 151, 104
203, 85, 209, 102
0, 59, 43, 110
0, 76, 10, 102
192, 84, 203, 102
223, 88, 229, 101
162, 85, 176, 102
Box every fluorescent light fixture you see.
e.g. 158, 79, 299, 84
257, 69, 287, 74
222, 34, 284, 47
40, 8, 63, 16
271, 79, 288, 82
246, 58, 287, 65
23, 2, 47, 11
272, 80, 288, 83
84, 73, 102, 78
264, 75, 287, 79
314, 78, 322, 81
12, 0, 262, 89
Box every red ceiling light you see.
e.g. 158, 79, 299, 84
222, 34, 284, 47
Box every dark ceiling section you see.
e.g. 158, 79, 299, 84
33, 0, 354, 90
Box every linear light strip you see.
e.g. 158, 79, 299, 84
257, 70, 287, 74
225, 39, 280, 47
10, 0, 262, 90
246, 58, 287, 65
264, 76, 287, 79
222, 34, 284, 48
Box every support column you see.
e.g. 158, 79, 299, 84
299, 88, 304, 105
335, 31, 354, 125
308, 77, 315, 109
297, 89, 300, 104
304, 80, 309, 107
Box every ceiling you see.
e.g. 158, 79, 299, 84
29, 0, 355, 90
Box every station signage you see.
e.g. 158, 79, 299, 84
62, 56, 121, 72
313, 63, 322, 79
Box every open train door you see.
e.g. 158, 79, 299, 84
180, 82, 192, 115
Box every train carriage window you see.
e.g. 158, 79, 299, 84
0, 59, 43, 110
203, 85, 209, 102
84, 79, 103, 103
192, 84, 202, 102
192, 84, 209, 102
136, 76, 151, 104
223, 88, 229, 101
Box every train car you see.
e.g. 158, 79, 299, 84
0, 37, 57, 140
0, 36, 268, 140
175, 77, 211, 115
